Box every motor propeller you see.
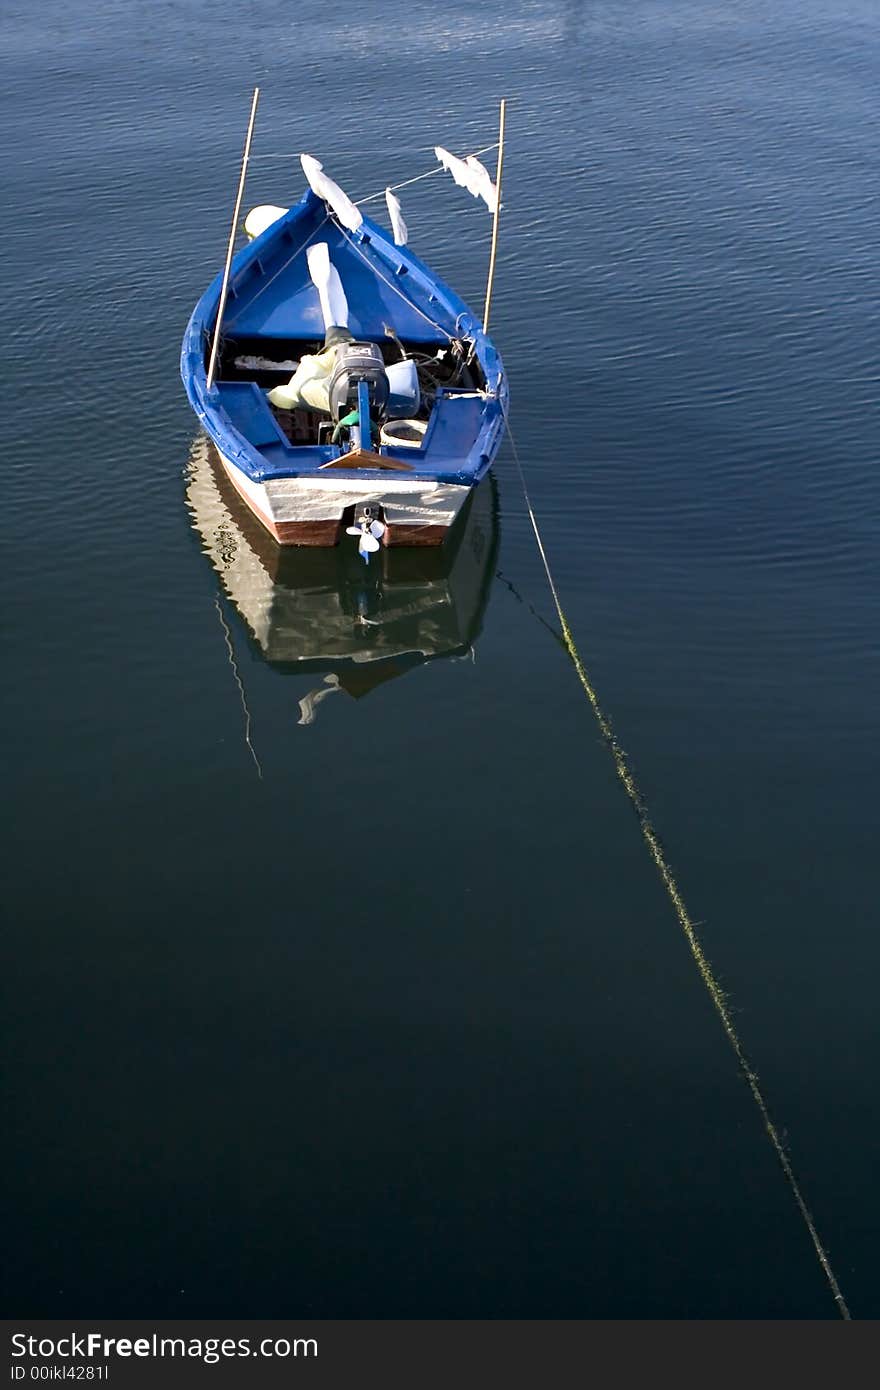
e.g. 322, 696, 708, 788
346, 510, 386, 563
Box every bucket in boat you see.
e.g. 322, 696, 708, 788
379, 418, 427, 448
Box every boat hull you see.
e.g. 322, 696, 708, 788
182, 188, 507, 549
215, 444, 469, 547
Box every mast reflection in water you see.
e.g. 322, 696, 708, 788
185, 438, 499, 723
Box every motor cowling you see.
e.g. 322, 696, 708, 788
327, 342, 389, 423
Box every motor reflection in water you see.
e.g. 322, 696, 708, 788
185, 438, 499, 724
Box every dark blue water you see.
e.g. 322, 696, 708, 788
3, 0, 878, 1318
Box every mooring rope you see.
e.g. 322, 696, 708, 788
501, 410, 851, 1320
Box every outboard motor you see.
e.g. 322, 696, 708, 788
328, 342, 390, 426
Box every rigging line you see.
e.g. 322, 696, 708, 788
355, 143, 500, 204
335, 224, 457, 342
499, 410, 851, 1321
252, 141, 499, 168
249, 144, 499, 193
214, 593, 263, 780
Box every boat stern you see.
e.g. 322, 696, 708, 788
215, 449, 470, 546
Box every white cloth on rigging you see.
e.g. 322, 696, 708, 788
435, 145, 474, 192
465, 155, 498, 213
300, 154, 363, 232
434, 146, 496, 212
385, 188, 408, 245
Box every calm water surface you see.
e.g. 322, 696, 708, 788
2, 0, 878, 1318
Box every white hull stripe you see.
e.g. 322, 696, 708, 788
218, 451, 469, 528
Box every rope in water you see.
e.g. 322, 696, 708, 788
501, 410, 851, 1320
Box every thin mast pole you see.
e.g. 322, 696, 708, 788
206, 86, 260, 391
482, 98, 506, 334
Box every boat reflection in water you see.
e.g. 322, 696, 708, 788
185, 438, 498, 724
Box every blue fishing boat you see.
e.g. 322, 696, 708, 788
181, 145, 508, 550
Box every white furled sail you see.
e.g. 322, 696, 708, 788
300, 154, 363, 232
465, 156, 498, 213
385, 188, 408, 245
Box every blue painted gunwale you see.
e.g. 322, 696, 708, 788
181, 189, 507, 486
